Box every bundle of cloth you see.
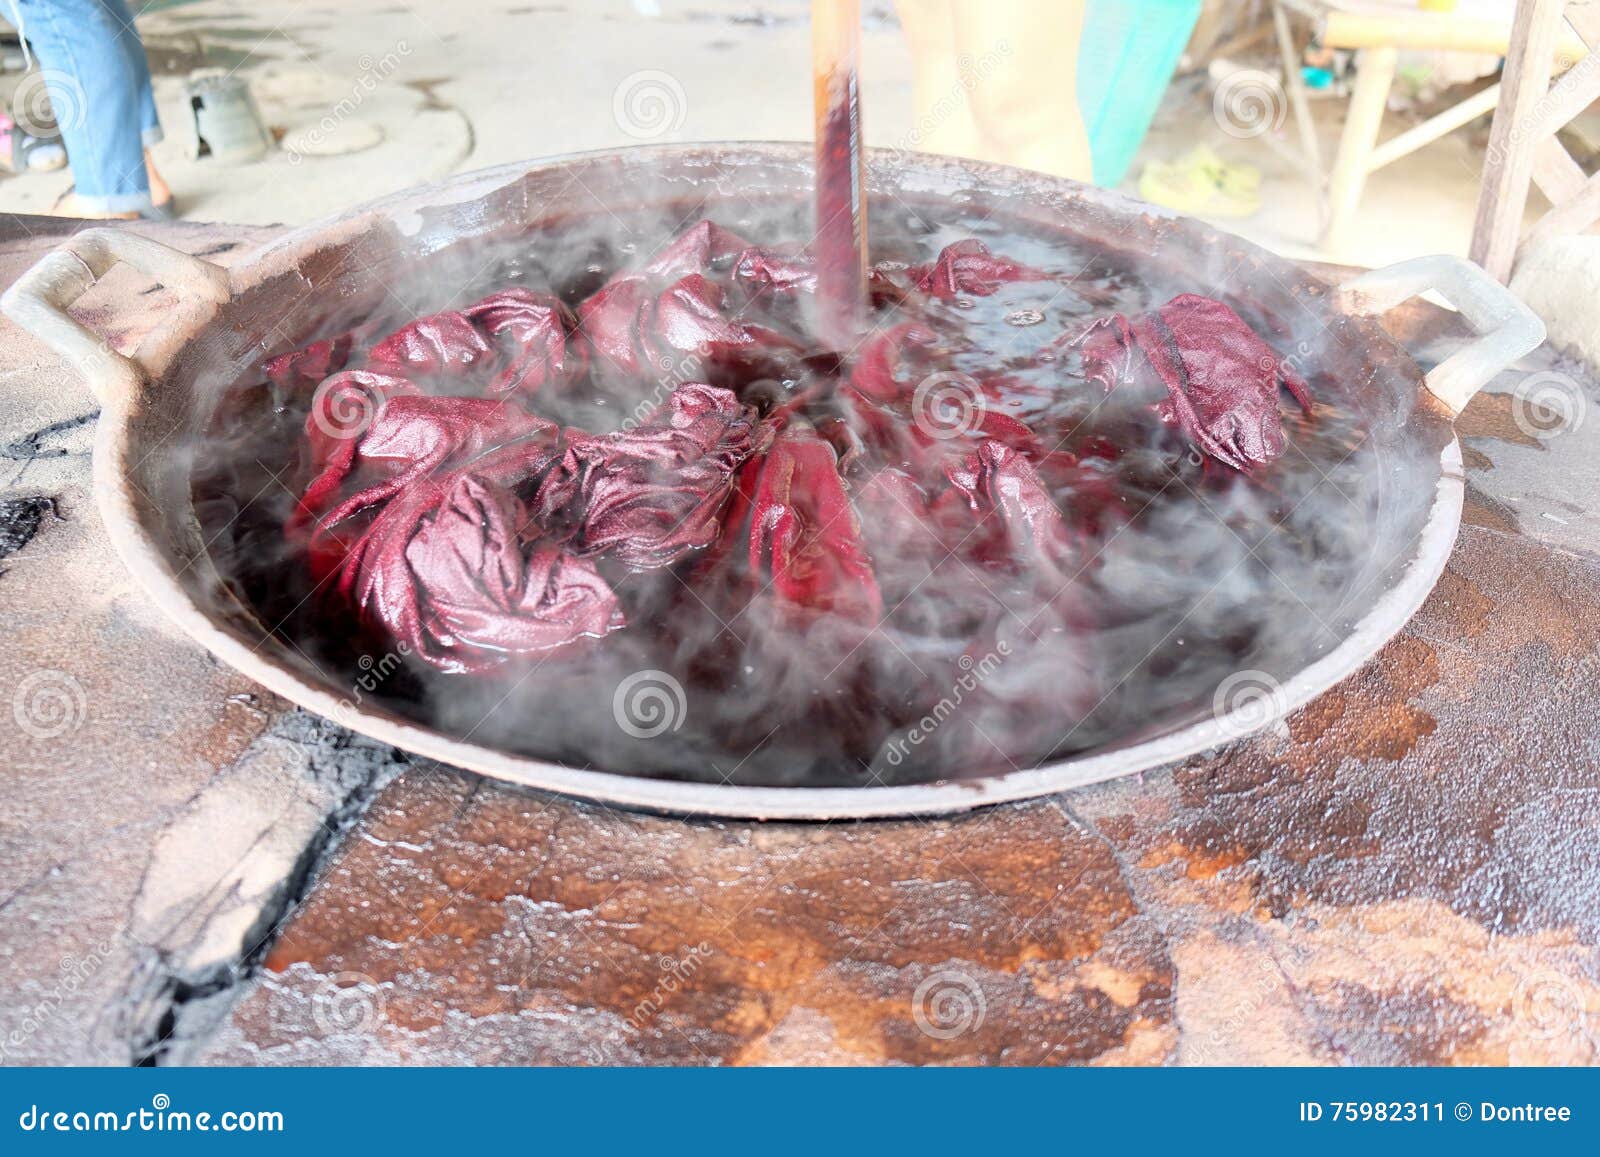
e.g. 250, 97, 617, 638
272, 219, 1313, 676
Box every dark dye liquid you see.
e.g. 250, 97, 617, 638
195, 200, 1393, 789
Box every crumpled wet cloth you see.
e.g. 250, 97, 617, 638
276, 220, 1312, 675
1076, 293, 1313, 471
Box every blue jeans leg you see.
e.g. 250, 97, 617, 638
9, 0, 154, 212
101, 0, 163, 145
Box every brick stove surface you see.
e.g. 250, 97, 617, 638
0, 220, 1596, 1066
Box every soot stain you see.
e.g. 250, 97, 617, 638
0, 495, 59, 571
2, 413, 96, 461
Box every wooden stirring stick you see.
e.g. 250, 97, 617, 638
812, 0, 868, 350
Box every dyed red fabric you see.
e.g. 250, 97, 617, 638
265, 334, 351, 390
945, 439, 1079, 574
579, 268, 801, 381
732, 244, 817, 293
277, 220, 1313, 689
842, 323, 1044, 484
293, 371, 423, 533
579, 227, 1051, 385
847, 324, 1037, 442
338, 469, 623, 675
848, 322, 944, 405
852, 466, 969, 576
535, 384, 773, 571
708, 422, 884, 625
296, 384, 556, 536
850, 461, 1091, 669
726, 238, 1047, 304
644, 219, 752, 279
1032, 444, 1130, 540
909, 239, 1048, 299
368, 288, 585, 400
578, 221, 804, 382
1077, 293, 1313, 471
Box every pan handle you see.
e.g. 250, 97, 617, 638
1336, 255, 1545, 414
1, 227, 231, 407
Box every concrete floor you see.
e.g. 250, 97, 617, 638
0, 0, 1537, 270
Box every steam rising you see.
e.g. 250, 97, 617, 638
187, 169, 1440, 790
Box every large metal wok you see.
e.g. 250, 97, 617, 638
1, 144, 1544, 819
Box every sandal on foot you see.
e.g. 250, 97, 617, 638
140, 196, 178, 221
48, 183, 178, 221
